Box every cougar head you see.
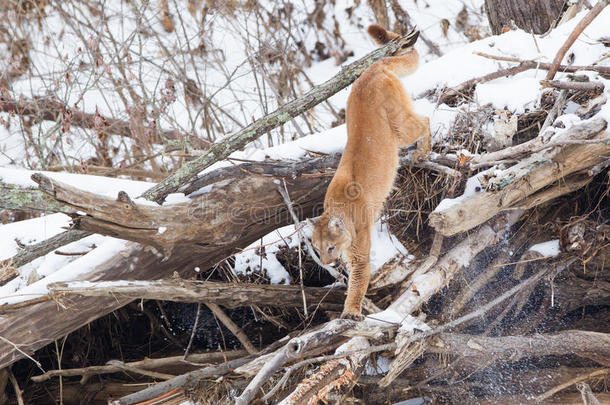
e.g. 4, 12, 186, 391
308, 215, 352, 265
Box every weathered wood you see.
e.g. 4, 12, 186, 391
235, 319, 355, 405
111, 355, 254, 405
139, 32, 426, 204
390, 210, 524, 315
31, 349, 248, 382
541, 79, 605, 93
484, 0, 564, 35
32, 157, 332, 255
429, 121, 609, 236
278, 337, 369, 404
0, 243, 189, 369
429, 331, 610, 365
47, 279, 345, 310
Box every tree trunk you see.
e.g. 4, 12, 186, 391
485, 0, 565, 35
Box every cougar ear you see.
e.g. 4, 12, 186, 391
328, 217, 346, 234
367, 24, 400, 45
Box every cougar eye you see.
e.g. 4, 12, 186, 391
327, 246, 335, 253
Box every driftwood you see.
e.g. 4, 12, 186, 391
0, 154, 336, 368
429, 119, 609, 236
31, 157, 332, 255
0, 181, 73, 214
47, 279, 345, 311
234, 319, 355, 405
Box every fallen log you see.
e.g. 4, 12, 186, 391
429, 331, 610, 366
31, 156, 333, 255
47, 279, 345, 311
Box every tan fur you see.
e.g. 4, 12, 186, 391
311, 25, 431, 319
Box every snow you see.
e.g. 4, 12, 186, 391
0, 167, 158, 205
231, 220, 408, 284
0, 213, 71, 261
529, 240, 561, 257
0, 237, 130, 306
232, 224, 300, 285
435, 169, 487, 212
370, 222, 408, 274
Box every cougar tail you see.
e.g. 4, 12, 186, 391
367, 24, 420, 48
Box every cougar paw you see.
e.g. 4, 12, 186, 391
412, 151, 430, 163
340, 311, 365, 321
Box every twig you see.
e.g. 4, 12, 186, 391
276, 182, 344, 281
473, 51, 610, 75
7, 369, 24, 405
0, 336, 44, 373
139, 32, 429, 204
206, 302, 258, 355
183, 303, 201, 359
535, 368, 610, 402
30, 349, 248, 382
105, 360, 175, 380
111, 355, 254, 405
545, 0, 609, 80
540, 89, 569, 134
0, 230, 91, 283
541, 79, 605, 92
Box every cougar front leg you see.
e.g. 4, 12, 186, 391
412, 115, 431, 162
341, 231, 371, 321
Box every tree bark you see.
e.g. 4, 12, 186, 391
484, 0, 565, 35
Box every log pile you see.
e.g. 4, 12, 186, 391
1, 19, 609, 405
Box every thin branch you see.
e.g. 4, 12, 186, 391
30, 350, 248, 382
1, 230, 91, 277
535, 368, 610, 402
206, 302, 259, 355
541, 79, 605, 92
545, 0, 609, 80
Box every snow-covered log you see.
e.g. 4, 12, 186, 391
429, 118, 609, 236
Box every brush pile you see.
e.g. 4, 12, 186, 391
0, 1, 609, 404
